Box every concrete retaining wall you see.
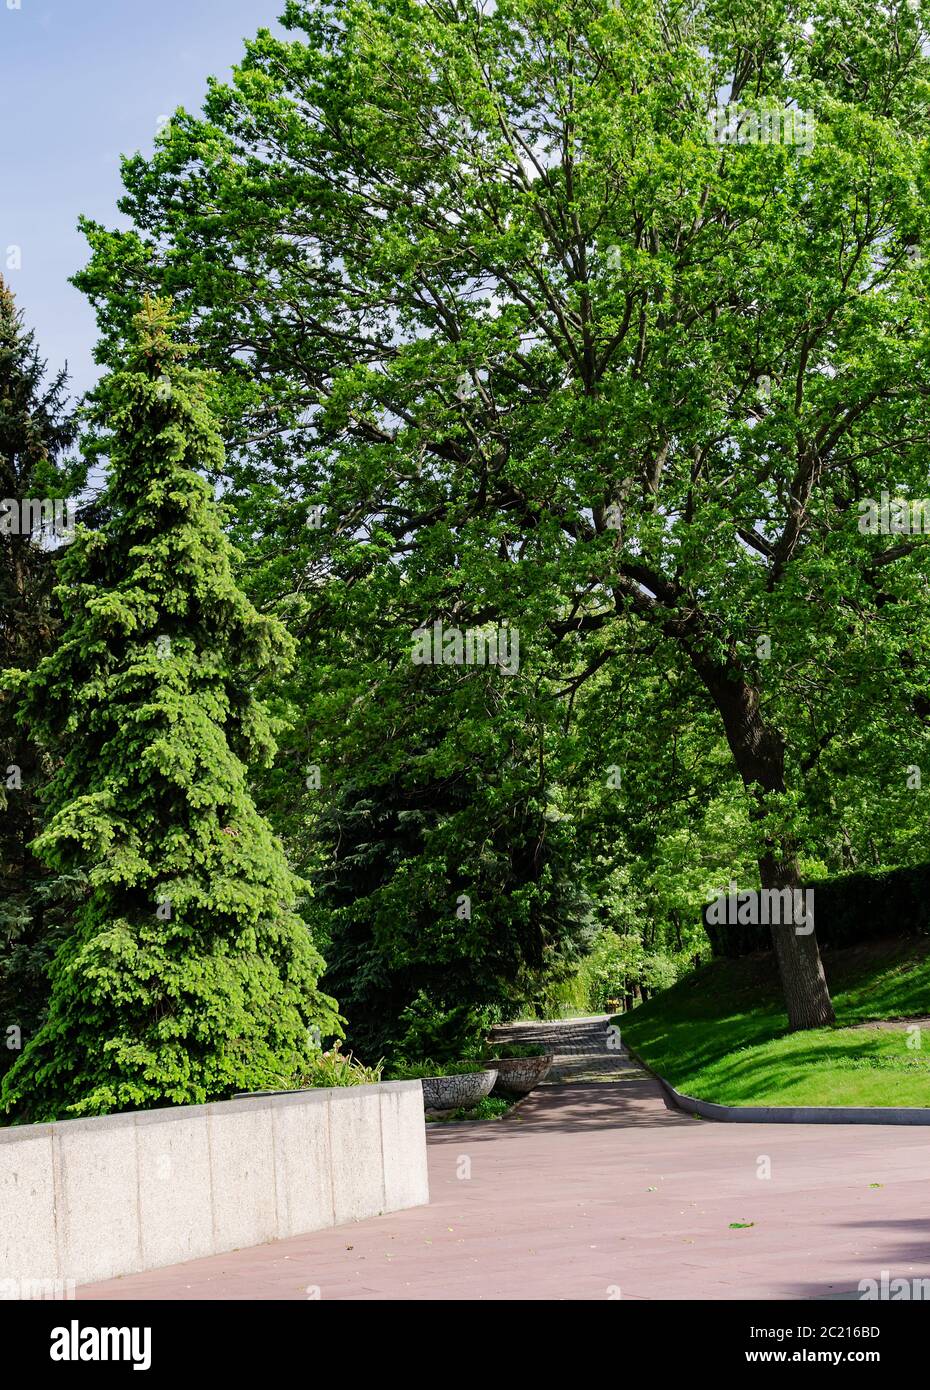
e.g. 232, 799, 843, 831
0, 1082, 429, 1290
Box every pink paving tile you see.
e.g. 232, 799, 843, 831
75, 1071, 930, 1301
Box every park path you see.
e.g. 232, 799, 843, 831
490, 1013, 641, 1083
78, 1017, 930, 1301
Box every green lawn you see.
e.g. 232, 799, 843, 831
619, 938, 930, 1107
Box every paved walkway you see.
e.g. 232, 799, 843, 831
78, 1018, 930, 1300
491, 1013, 639, 1083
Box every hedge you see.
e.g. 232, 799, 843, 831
702, 864, 930, 958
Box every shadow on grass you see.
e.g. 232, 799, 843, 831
621, 938, 930, 1103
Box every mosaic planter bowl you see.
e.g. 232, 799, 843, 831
421, 1069, 498, 1111
483, 1055, 552, 1097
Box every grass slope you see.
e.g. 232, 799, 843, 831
620, 938, 930, 1107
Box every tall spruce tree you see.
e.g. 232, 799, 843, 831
0, 277, 80, 1072
1, 298, 339, 1122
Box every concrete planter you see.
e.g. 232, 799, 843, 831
484, 1055, 553, 1097
421, 1069, 497, 1111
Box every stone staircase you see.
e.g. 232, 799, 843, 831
489, 1014, 649, 1085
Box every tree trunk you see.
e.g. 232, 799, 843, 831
697, 660, 835, 1031
759, 847, 834, 1028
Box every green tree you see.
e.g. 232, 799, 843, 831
76, 0, 930, 1028
0, 276, 81, 1072
317, 744, 596, 1059
1, 299, 339, 1122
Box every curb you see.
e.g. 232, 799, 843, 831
623, 1043, 930, 1126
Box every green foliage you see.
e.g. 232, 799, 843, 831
704, 864, 930, 957
562, 930, 684, 1014
427, 1095, 512, 1122
68, 0, 930, 1030
289, 1042, 382, 1087
384, 1057, 486, 1080
386, 993, 497, 1070
579, 933, 645, 1013
484, 1042, 548, 1060
531, 970, 591, 1019
0, 300, 340, 1123
0, 278, 83, 1074
0, 874, 85, 1077
622, 939, 930, 1106
316, 763, 596, 1061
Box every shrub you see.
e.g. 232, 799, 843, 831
317, 770, 595, 1059
387, 992, 496, 1067
703, 865, 930, 959
291, 1042, 382, 1088
430, 1096, 512, 1122
484, 1042, 547, 1059
383, 1057, 485, 1080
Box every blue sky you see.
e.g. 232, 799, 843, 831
1, 0, 285, 400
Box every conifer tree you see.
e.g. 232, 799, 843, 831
1, 298, 339, 1122
0, 276, 79, 1070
